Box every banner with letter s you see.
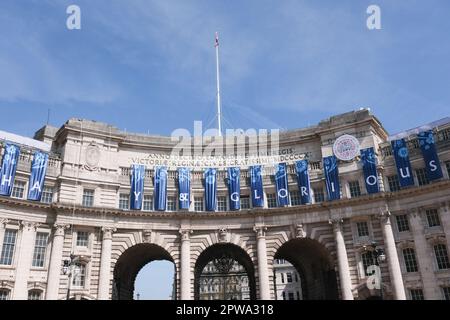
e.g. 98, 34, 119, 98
417, 130, 443, 181
275, 163, 289, 207
154, 166, 168, 211
250, 165, 264, 207
0, 143, 20, 196
27, 151, 49, 201
294, 160, 311, 204
391, 139, 414, 187
130, 164, 145, 210
360, 147, 380, 194
204, 168, 217, 211
227, 167, 240, 211
323, 156, 340, 200
178, 167, 191, 210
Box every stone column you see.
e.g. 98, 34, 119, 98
379, 210, 406, 300
254, 226, 270, 300
329, 219, 353, 300
98, 227, 116, 300
179, 229, 192, 300
46, 224, 68, 300
13, 221, 39, 300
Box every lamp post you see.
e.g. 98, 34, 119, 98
62, 254, 80, 300
369, 242, 386, 300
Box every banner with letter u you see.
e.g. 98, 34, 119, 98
204, 168, 217, 211
323, 156, 340, 200
250, 165, 264, 207
360, 147, 380, 194
275, 163, 289, 207
130, 164, 145, 210
154, 166, 168, 211
417, 130, 443, 181
27, 151, 49, 201
227, 167, 240, 211
178, 167, 191, 210
391, 139, 414, 187
0, 143, 20, 196
294, 160, 311, 204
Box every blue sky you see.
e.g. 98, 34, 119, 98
1, 1, 450, 298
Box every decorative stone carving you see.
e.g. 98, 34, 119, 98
179, 228, 192, 241
20, 221, 40, 231
84, 142, 101, 171
218, 228, 228, 242
295, 224, 306, 238
142, 229, 152, 243
329, 218, 344, 232
101, 227, 116, 240
0, 218, 10, 229
53, 224, 70, 236
253, 225, 267, 238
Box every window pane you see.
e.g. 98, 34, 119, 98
76, 231, 89, 247
396, 215, 410, 232
426, 209, 441, 227
217, 196, 227, 211
143, 195, 153, 211
82, 189, 94, 207
349, 181, 361, 198
119, 193, 129, 210
387, 175, 400, 192
194, 197, 204, 212
416, 168, 429, 186
0, 290, 9, 300
267, 193, 277, 208
28, 290, 42, 300
410, 289, 424, 300
32, 232, 48, 267
240, 196, 250, 209
40, 186, 54, 204
0, 229, 17, 265
11, 181, 25, 199
434, 244, 450, 270
72, 263, 86, 287
167, 196, 176, 211
403, 248, 418, 272
313, 188, 325, 203
356, 222, 369, 237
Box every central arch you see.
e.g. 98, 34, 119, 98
194, 243, 257, 300
112, 243, 175, 300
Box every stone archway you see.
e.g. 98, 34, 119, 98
194, 243, 257, 300
112, 243, 175, 300
274, 238, 338, 300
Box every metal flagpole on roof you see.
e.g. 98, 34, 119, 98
215, 32, 222, 137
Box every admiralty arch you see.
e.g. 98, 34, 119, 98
1, 108, 450, 300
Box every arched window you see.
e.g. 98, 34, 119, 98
0, 289, 10, 300
28, 289, 43, 300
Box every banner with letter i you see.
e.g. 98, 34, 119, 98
417, 130, 443, 181
130, 164, 145, 210
0, 143, 20, 196
275, 163, 289, 207
178, 167, 191, 210
391, 139, 414, 187
154, 166, 168, 211
204, 168, 217, 211
323, 155, 341, 200
27, 151, 49, 201
294, 160, 311, 204
227, 167, 240, 211
250, 165, 264, 207
360, 147, 380, 194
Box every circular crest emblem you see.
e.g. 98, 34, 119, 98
85, 143, 100, 170
333, 134, 360, 161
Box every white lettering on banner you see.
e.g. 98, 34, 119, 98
300, 186, 308, 196
1, 175, 12, 186
253, 190, 261, 199
278, 189, 288, 198
179, 193, 189, 202
30, 181, 42, 192
331, 182, 336, 193
399, 167, 410, 178
366, 175, 377, 186
230, 192, 240, 202
429, 160, 437, 171
134, 191, 141, 200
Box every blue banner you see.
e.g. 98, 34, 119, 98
154, 166, 168, 211
130, 164, 145, 210
294, 160, 311, 204
178, 167, 191, 210
0, 144, 20, 196
250, 165, 264, 207
27, 151, 49, 201
391, 139, 414, 187
360, 147, 380, 194
275, 163, 289, 207
204, 168, 217, 211
227, 167, 240, 211
323, 156, 340, 200
418, 130, 443, 181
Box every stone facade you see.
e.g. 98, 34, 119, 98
0, 109, 450, 300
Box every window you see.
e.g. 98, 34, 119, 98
356, 221, 370, 237
297, 291, 301, 300
167, 196, 176, 211
443, 287, 450, 300
286, 272, 293, 283
143, 195, 153, 211
11, 181, 25, 199
294, 273, 298, 282
0, 229, 17, 265
446, 162, 450, 179
396, 214, 410, 232
426, 209, 441, 227
288, 292, 295, 300
403, 248, 418, 272
72, 263, 86, 287
409, 289, 424, 300
28, 290, 42, 300
280, 273, 285, 284
361, 251, 376, 276
434, 244, 450, 270
40, 186, 54, 203
217, 196, 227, 211
76, 231, 89, 247
387, 175, 400, 192
267, 193, 277, 208
240, 196, 250, 209
32, 232, 48, 267
348, 181, 361, 198
313, 188, 325, 203
0, 289, 9, 300
290, 191, 301, 206
82, 189, 94, 207
282, 291, 286, 300
118, 193, 130, 210
416, 168, 429, 186
194, 197, 204, 212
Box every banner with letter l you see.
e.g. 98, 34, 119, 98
323, 155, 341, 200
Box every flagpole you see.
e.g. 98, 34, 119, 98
215, 32, 222, 136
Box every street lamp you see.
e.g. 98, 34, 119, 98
369, 241, 386, 299
62, 254, 80, 300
